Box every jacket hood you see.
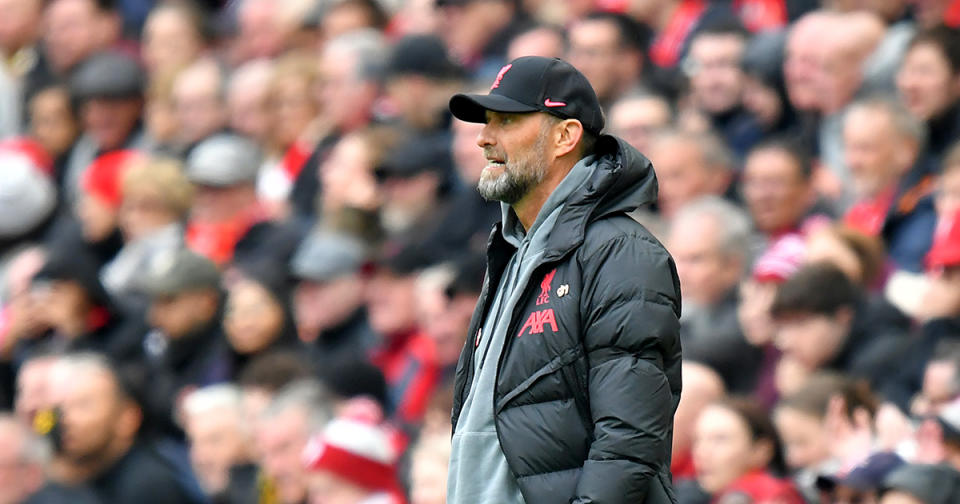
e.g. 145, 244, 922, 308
508, 134, 658, 260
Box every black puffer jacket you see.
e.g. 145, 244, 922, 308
451, 135, 682, 503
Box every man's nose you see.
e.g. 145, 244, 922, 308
477, 124, 494, 148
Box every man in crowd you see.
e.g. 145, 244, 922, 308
742, 139, 818, 238
383, 34, 463, 134
567, 11, 645, 108
608, 92, 673, 155
668, 196, 762, 393
172, 58, 229, 154
645, 128, 735, 220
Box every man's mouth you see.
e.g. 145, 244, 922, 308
486, 157, 506, 168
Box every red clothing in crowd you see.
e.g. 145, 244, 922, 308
186, 204, 270, 266
714, 470, 805, 504
370, 328, 439, 425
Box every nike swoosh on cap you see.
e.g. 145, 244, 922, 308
544, 98, 566, 107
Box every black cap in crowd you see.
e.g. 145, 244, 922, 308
449, 56, 604, 135
70, 51, 145, 101
375, 134, 454, 181
386, 35, 463, 80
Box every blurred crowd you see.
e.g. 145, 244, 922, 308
0, 0, 960, 503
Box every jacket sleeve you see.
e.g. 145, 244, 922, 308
572, 233, 682, 504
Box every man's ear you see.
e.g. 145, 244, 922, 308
554, 119, 585, 158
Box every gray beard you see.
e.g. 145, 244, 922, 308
477, 130, 549, 204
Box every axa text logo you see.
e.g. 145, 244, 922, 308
517, 309, 557, 337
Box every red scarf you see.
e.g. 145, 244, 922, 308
650, 0, 707, 68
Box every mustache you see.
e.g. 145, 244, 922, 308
484, 148, 507, 162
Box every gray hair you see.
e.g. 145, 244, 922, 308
847, 95, 928, 148
261, 379, 334, 434
0, 414, 51, 466
671, 196, 753, 260
651, 128, 736, 173
182, 384, 243, 420
324, 28, 387, 82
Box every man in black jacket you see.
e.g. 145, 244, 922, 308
446, 56, 682, 503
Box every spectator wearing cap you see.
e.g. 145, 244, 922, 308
290, 231, 377, 372
880, 463, 960, 504
435, 0, 529, 78
26, 83, 80, 188
303, 414, 406, 504
817, 452, 905, 504
897, 26, 960, 166
21, 246, 144, 363
0, 138, 57, 248
645, 129, 735, 219
182, 384, 254, 503
568, 12, 645, 109
668, 197, 762, 393
43, 353, 203, 503
367, 243, 440, 426
683, 22, 764, 158
63, 51, 147, 204
102, 157, 192, 298
770, 262, 906, 396
184, 133, 273, 265
255, 379, 334, 504
375, 134, 456, 244
256, 52, 320, 219
172, 58, 229, 154
843, 96, 937, 273
138, 247, 233, 432
140, 2, 207, 78
223, 260, 304, 377
289, 29, 386, 219
608, 92, 673, 155
384, 34, 464, 133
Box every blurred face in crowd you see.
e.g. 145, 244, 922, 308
81, 98, 143, 151
743, 147, 812, 233
506, 26, 565, 61
378, 172, 441, 234
647, 136, 729, 219
897, 42, 959, 122
669, 214, 743, 307
59, 366, 139, 463
307, 471, 370, 504
228, 62, 273, 143
608, 96, 671, 154
742, 76, 783, 128
367, 270, 419, 336
28, 87, 78, 158
224, 280, 285, 355
294, 275, 365, 342
257, 407, 311, 504
35, 280, 91, 337
0, 419, 44, 504
738, 280, 778, 347
425, 292, 475, 368
142, 6, 204, 75
773, 406, 830, 470
774, 309, 853, 371
673, 363, 724, 459
272, 75, 317, 149
15, 357, 56, 425
77, 193, 117, 242
43, 0, 114, 73
844, 106, 916, 200
317, 46, 375, 133
693, 404, 773, 494
913, 360, 960, 417
191, 184, 257, 222
452, 119, 486, 184
568, 18, 637, 103
185, 407, 249, 495
119, 187, 178, 242
784, 14, 830, 112
476, 111, 552, 205
237, 0, 284, 61
0, 0, 41, 54
174, 62, 226, 146
437, 0, 511, 61
321, 0, 380, 41
149, 288, 219, 339
687, 33, 747, 115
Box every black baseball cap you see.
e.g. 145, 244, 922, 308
449, 56, 604, 134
